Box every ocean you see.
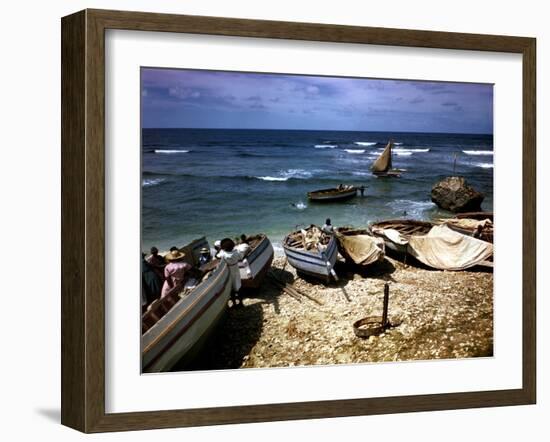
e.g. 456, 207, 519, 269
141, 129, 493, 253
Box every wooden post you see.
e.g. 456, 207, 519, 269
382, 283, 390, 326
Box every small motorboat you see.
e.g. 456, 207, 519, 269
307, 185, 357, 202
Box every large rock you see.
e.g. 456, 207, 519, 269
431, 176, 484, 213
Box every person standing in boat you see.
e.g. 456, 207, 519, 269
146, 246, 166, 281
198, 247, 212, 266
322, 218, 334, 234
142, 253, 162, 309
161, 250, 191, 298
217, 238, 245, 307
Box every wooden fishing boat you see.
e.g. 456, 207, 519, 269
369, 219, 433, 253
437, 213, 494, 243
141, 237, 232, 373
335, 227, 386, 266
283, 225, 339, 283
238, 234, 274, 289
307, 185, 357, 202
371, 141, 403, 177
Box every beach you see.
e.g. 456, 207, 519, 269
180, 255, 493, 371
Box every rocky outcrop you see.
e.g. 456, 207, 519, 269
431, 176, 484, 213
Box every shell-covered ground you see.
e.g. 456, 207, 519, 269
184, 255, 493, 371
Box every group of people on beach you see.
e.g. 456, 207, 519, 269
141, 234, 251, 312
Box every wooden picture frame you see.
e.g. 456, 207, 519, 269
61, 9, 536, 433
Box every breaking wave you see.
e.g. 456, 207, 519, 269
345, 149, 365, 154
463, 150, 493, 156
254, 168, 314, 182
142, 178, 166, 187
314, 144, 337, 149
475, 162, 494, 169
154, 149, 190, 154
394, 148, 430, 153
354, 142, 377, 146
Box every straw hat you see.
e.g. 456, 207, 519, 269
165, 250, 186, 262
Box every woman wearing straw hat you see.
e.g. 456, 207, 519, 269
160, 249, 191, 299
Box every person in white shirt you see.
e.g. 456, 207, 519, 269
217, 238, 245, 307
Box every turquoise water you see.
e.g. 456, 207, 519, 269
141, 129, 493, 253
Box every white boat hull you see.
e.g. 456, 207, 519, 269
142, 260, 232, 372
239, 236, 274, 288
283, 235, 338, 282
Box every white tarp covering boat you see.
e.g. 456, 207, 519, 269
407, 224, 493, 271
335, 229, 385, 266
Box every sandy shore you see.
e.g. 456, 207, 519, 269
187, 255, 493, 371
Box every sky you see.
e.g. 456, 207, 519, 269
141, 68, 493, 134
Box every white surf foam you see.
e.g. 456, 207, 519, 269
345, 149, 365, 154
354, 142, 377, 146
394, 148, 430, 153
256, 176, 288, 181
255, 168, 313, 182
475, 162, 494, 169
154, 149, 190, 154
388, 199, 435, 218
142, 178, 166, 187
462, 150, 493, 156
394, 151, 413, 156
314, 144, 337, 149
394, 142, 403, 146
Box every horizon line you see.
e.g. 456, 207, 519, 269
141, 127, 494, 136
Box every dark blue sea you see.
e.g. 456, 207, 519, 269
141, 129, 493, 253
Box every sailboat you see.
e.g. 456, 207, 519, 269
371, 140, 403, 177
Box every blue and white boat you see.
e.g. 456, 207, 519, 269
283, 226, 339, 283
239, 234, 274, 289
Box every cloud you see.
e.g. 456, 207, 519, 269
441, 101, 458, 107
409, 97, 425, 104
246, 95, 262, 101
432, 89, 457, 95
168, 86, 202, 100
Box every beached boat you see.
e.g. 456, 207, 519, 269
436, 212, 493, 243
369, 219, 433, 253
238, 234, 274, 289
283, 225, 339, 283
335, 227, 386, 266
407, 224, 494, 271
371, 140, 403, 177
141, 237, 232, 373
307, 185, 357, 202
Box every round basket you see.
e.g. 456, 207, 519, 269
353, 316, 386, 338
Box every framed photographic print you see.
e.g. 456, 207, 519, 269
61, 9, 536, 433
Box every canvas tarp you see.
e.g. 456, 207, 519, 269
336, 233, 385, 266
407, 224, 493, 271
